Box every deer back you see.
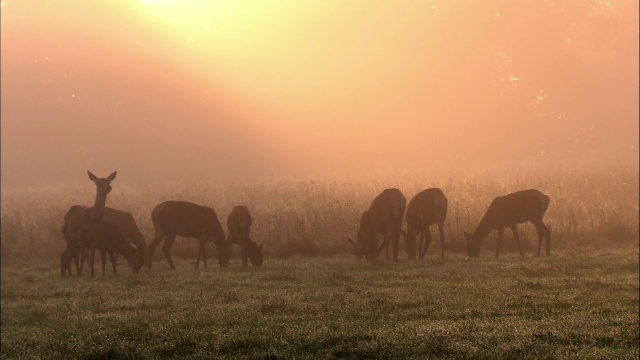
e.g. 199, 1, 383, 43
153, 201, 227, 243
406, 188, 448, 227
486, 189, 550, 228
369, 188, 406, 231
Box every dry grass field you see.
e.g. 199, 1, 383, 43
1, 166, 638, 358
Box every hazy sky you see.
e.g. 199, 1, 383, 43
1, 0, 638, 189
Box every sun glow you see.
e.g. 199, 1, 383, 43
127, 0, 293, 83
131, 0, 276, 49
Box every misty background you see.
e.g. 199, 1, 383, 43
1, 0, 638, 190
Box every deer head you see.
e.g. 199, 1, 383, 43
87, 170, 117, 196
464, 232, 481, 258
347, 236, 365, 261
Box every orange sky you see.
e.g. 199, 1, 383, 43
1, 0, 638, 189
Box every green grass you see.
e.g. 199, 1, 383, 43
2, 245, 638, 359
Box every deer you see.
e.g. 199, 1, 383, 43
60, 170, 119, 277
348, 188, 406, 261
464, 189, 551, 258
148, 201, 231, 269
403, 188, 448, 260
227, 205, 263, 267
61, 205, 147, 276
61, 221, 142, 276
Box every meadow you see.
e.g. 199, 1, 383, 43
1, 247, 638, 358
1, 166, 639, 358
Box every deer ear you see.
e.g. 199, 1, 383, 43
106, 171, 117, 181
347, 237, 355, 247
87, 171, 98, 181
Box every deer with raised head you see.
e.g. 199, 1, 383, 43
404, 188, 448, 260
227, 205, 263, 267
348, 188, 406, 261
148, 201, 231, 269
61, 205, 146, 276
60, 170, 118, 277
464, 189, 551, 258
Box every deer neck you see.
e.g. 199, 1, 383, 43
91, 193, 108, 226
472, 216, 494, 241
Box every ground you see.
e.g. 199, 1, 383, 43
1, 245, 638, 359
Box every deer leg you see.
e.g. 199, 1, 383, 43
404, 227, 416, 260
383, 232, 390, 260
196, 238, 208, 269
385, 233, 392, 261
100, 248, 107, 276
79, 247, 86, 277
534, 221, 551, 256
241, 245, 249, 267
533, 221, 544, 256
162, 233, 177, 270
392, 229, 400, 262
495, 228, 504, 258
438, 221, 445, 260
61, 248, 77, 278
108, 251, 118, 275
202, 240, 208, 269
545, 225, 551, 256
420, 227, 432, 260
89, 242, 99, 278
374, 234, 385, 260
148, 231, 166, 268
511, 225, 525, 257
60, 250, 69, 278
73, 249, 81, 276
413, 229, 424, 259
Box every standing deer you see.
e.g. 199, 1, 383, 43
348, 188, 406, 261
148, 201, 231, 269
464, 189, 551, 258
61, 205, 146, 276
60, 170, 118, 277
227, 205, 263, 267
404, 188, 448, 260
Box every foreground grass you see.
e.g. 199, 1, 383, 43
2, 246, 638, 359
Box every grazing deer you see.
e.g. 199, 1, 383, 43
62, 222, 142, 276
148, 201, 231, 269
61, 205, 149, 276
404, 188, 448, 260
227, 205, 263, 267
348, 188, 406, 261
464, 189, 551, 258
60, 171, 117, 277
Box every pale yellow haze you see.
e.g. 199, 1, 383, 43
1, 1, 638, 188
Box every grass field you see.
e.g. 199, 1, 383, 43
1, 167, 638, 358
2, 245, 638, 359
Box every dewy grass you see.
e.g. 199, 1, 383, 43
1, 247, 638, 359
1, 166, 638, 357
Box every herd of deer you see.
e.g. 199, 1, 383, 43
348, 187, 551, 261
60, 171, 263, 278
60, 171, 552, 278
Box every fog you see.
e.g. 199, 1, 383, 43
1, 0, 638, 190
